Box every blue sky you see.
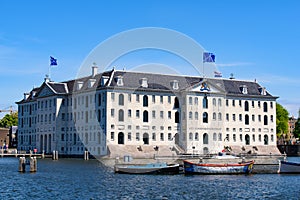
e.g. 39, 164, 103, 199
0, 0, 299, 117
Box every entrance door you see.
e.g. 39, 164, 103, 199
245, 134, 250, 145
264, 135, 269, 145
143, 133, 149, 145
118, 132, 124, 145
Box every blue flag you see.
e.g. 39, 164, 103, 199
50, 56, 58, 66
203, 52, 215, 63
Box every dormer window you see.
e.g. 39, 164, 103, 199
240, 85, 248, 94
77, 81, 84, 91
88, 79, 96, 88
141, 78, 148, 88
31, 91, 36, 99
171, 80, 179, 90
116, 76, 124, 86
259, 87, 267, 95
101, 76, 109, 86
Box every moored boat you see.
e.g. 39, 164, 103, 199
114, 162, 180, 174
183, 160, 254, 175
278, 160, 300, 174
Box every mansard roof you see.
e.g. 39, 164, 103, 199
18, 69, 276, 103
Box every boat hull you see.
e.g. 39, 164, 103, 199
183, 160, 254, 175
114, 163, 180, 175
278, 161, 300, 174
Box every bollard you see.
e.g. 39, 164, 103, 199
30, 157, 37, 172
84, 151, 89, 160
52, 150, 58, 160
18, 157, 26, 172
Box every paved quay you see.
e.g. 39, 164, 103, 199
100, 154, 284, 174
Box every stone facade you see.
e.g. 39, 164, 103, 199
16, 66, 278, 156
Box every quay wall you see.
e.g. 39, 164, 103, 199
277, 145, 300, 156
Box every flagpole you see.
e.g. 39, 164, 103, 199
48, 64, 51, 80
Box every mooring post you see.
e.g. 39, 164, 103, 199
84, 151, 89, 160
18, 157, 26, 172
30, 157, 37, 172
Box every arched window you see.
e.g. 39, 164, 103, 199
143, 110, 149, 122
213, 133, 217, 141
264, 115, 268, 125
118, 109, 124, 122
195, 132, 199, 140
212, 98, 216, 106
195, 112, 199, 120
218, 113, 222, 121
218, 99, 222, 107
264, 134, 269, 145
213, 112, 216, 120
118, 132, 124, 144
203, 133, 209, 144
245, 114, 249, 125
263, 102, 268, 112
97, 109, 101, 122
143, 133, 149, 145
194, 97, 198, 105
174, 97, 180, 108
119, 94, 124, 106
175, 111, 180, 123
203, 96, 208, 109
143, 95, 148, 107
245, 101, 249, 111
218, 133, 222, 141
189, 112, 192, 120
203, 112, 208, 123
189, 97, 192, 105
245, 134, 250, 145
189, 132, 193, 140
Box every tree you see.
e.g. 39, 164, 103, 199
276, 103, 289, 139
0, 112, 18, 128
294, 109, 300, 138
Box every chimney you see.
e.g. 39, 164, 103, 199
92, 63, 98, 77
44, 75, 50, 83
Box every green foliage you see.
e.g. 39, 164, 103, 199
0, 112, 18, 128
276, 103, 289, 137
294, 118, 300, 138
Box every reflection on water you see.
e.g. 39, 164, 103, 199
0, 157, 300, 199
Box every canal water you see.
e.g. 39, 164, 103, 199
1, 157, 300, 200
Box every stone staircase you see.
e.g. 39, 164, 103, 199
230, 145, 281, 155
107, 144, 177, 159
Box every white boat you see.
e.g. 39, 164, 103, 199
278, 160, 300, 174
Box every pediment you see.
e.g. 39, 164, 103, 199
189, 80, 225, 94
35, 83, 55, 97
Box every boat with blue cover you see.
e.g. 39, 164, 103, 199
278, 160, 300, 174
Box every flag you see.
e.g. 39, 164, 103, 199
203, 52, 215, 63
214, 71, 222, 77
50, 56, 58, 66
